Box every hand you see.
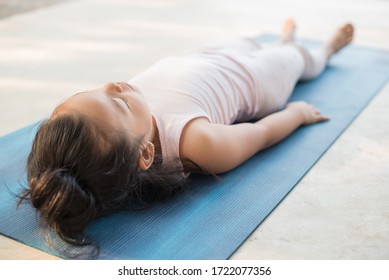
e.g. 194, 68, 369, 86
286, 101, 330, 125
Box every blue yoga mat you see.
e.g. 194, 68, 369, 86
1, 35, 388, 259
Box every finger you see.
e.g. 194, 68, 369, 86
318, 115, 331, 122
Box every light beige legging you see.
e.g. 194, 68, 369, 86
203, 38, 329, 117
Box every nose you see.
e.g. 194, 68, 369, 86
104, 82, 123, 94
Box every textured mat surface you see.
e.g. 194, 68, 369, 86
1, 36, 388, 259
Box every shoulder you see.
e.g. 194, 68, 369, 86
179, 117, 214, 167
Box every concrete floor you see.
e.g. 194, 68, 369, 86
0, 0, 75, 19
0, 0, 388, 259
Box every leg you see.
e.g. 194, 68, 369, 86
222, 18, 296, 51
294, 22, 354, 80
280, 17, 296, 43
324, 23, 354, 57
248, 20, 354, 118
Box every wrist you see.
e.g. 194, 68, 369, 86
285, 104, 306, 125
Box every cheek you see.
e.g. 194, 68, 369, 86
134, 96, 151, 119
140, 103, 152, 135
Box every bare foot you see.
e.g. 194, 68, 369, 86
325, 23, 354, 57
281, 17, 296, 43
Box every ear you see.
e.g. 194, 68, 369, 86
138, 142, 155, 171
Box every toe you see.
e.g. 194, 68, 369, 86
344, 23, 354, 33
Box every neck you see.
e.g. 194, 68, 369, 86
151, 115, 162, 161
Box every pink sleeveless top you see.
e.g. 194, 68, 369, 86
129, 45, 304, 171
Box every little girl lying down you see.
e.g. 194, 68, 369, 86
19, 19, 354, 252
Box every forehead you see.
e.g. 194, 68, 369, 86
53, 91, 121, 133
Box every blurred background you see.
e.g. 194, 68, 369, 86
0, 0, 74, 18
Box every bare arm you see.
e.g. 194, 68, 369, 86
180, 101, 329, 174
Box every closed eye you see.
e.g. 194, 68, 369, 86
119, 98, 131, 111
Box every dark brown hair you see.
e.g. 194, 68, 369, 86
18, 114, 187, 257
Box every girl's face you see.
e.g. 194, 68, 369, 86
54, 82, 153, 142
